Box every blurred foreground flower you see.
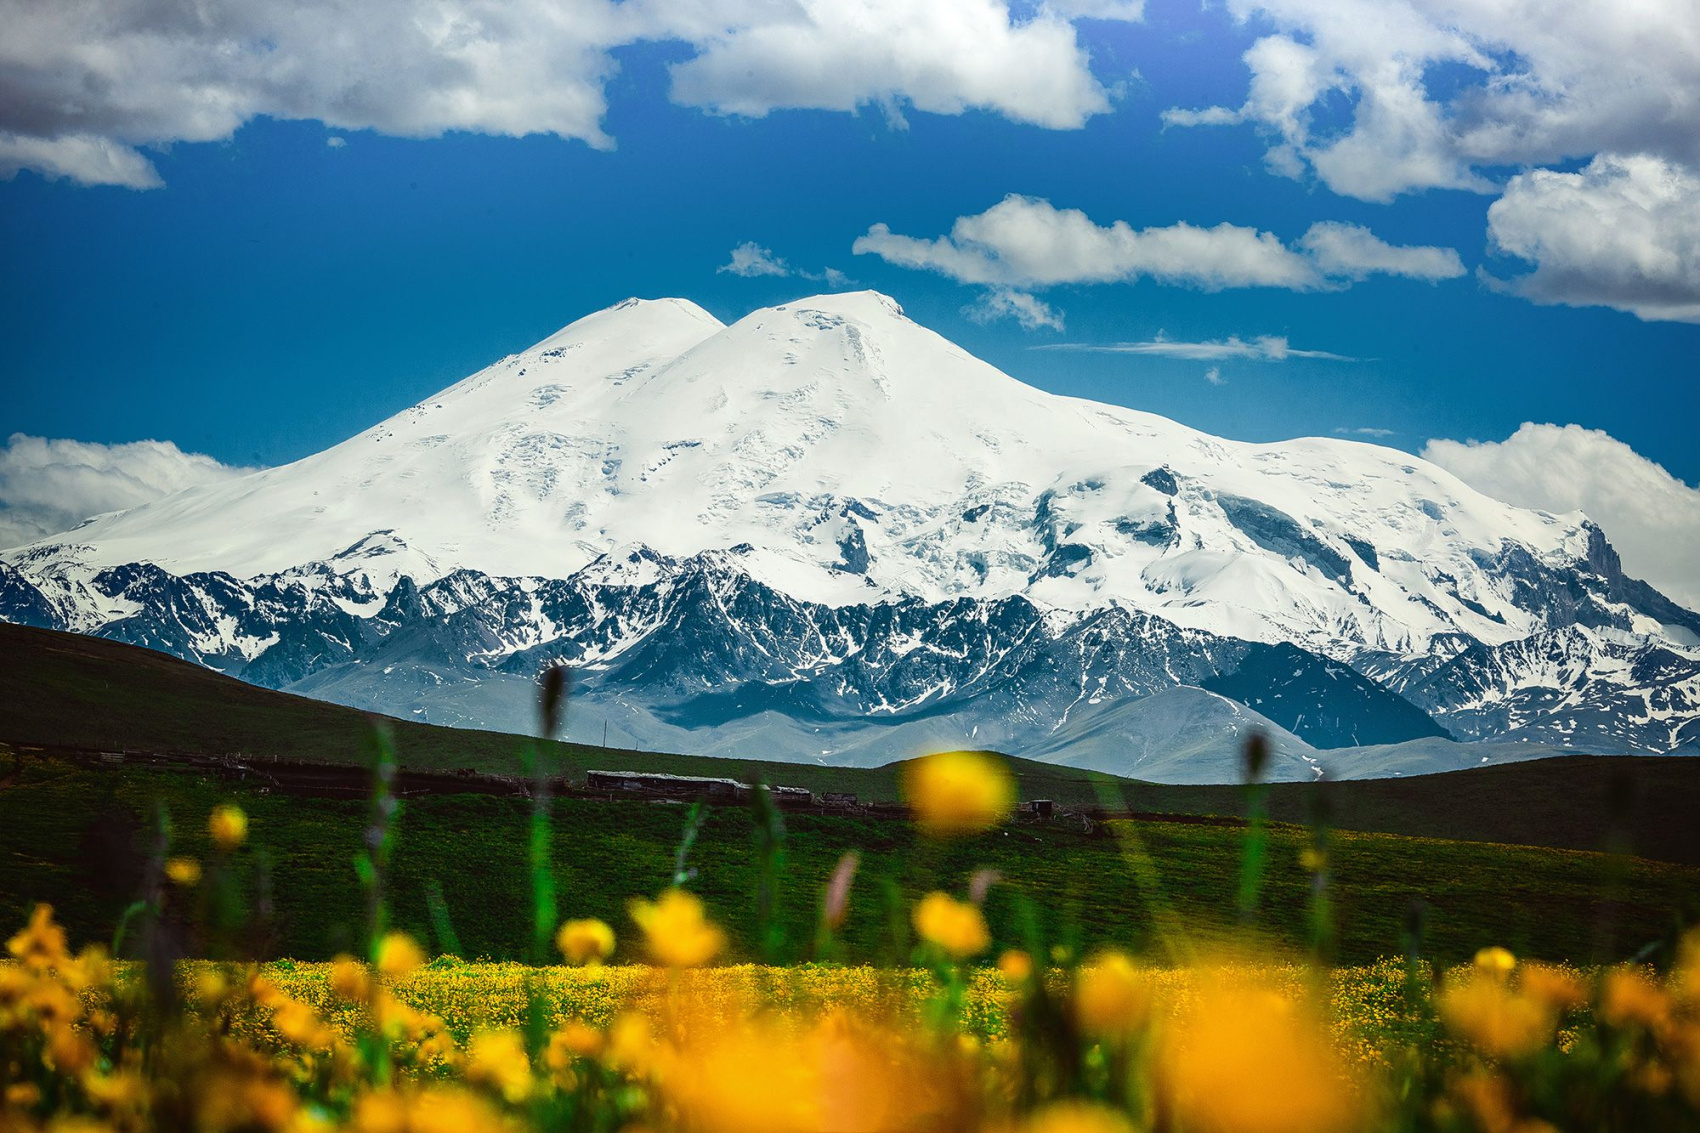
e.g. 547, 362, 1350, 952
998, 949, 1034, 982
1475, 945, 1517, 978
902, 750, 1015, 836
1024, 1100, 1137, 1133
913, 892, 990, 960
468, 1030, 533, 1103
209, 804, 249, 851
1075, 951, 1152, 1037
165, 857, 203, 886
1159, 977, 1365, 1133
661, 1013, 945, 1133
376, 931, 426, 977
629, 889, 725, 968
556, 917, 615, 965
1439, 973, 1557, 1059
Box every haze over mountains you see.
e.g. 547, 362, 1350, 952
4, 292, 1698, 780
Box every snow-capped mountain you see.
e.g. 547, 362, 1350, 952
4, 292, 1697, 775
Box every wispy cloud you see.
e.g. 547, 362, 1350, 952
1335, 426, 1395, 438
1035, 332, 1357, 361
963, 288, 1064, 331
1204, 366, 1225, 386
718, 242, 851, 287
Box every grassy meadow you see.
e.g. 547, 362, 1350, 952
5, 628, 1700, 1130
3, 754, 1696, 967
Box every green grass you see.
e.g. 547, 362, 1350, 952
5, 621, 1700, 863
3, 755, 1695, 968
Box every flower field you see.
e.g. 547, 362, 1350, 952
3, 740, 1699, 1130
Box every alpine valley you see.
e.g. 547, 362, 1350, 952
4, 292, 1698, 782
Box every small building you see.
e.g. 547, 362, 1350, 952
820, 791, 859, 809
586, 770, 749, 802
1025, 799, 1055, 819
770, 784, 816, 808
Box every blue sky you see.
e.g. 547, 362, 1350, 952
2, 0, 1698, 590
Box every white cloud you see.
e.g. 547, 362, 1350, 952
1203, 365, 1225, 386
663, 0, 1125, 131
853, 196, 1463, 296
1166, 0, 1700, 203
1485, 154, 1700, 324
0, 0, 1143, 188
1036, 331, 1355, 360
1424, 423, 1700, 613
1298, 221, 1464, 282
717, 241, 853, 287
1335, 426, 1394, 438
325, 136, 347, 149
0, 434, 256, 549
963, 288, 1065, 330
720, 242, 792, 277
0, 133, 164, 190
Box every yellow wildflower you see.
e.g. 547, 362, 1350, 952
555, 918, 615, 965
165, 857, 202, 886
1520, 963, 1588, 1011
629, 889, 725, 968
352, 1090, 407, 1133
998, 949, 1035, 983
209, 804, 249, 851
901, 750, 1015, 836
1075, 951, 1152, 1037
1159, 981, 1364, 1133
1439, 976, 1555, 1058
375, 932, 426, 977
1024, 1100, 1138, 1133
1599, 968, 1671, 1033
329, 955, 371, 1001
1475, 946, 1517, 979
8, 904, 69, 969
468, 1030, 533, 1103
407, 1089, 506, 1133
553, 1021, 604, 1059
912, 892, 990, 960
604, 1012, 657, 1074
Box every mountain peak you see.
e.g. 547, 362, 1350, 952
529, 295, 724, 354
772, 290, 907, 320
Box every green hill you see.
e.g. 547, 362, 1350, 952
4, 622, 1698, 862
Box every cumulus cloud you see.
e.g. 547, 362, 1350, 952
1424, 423, 1700, 613
963, 288, 1065, 331
663, 0, 1122, 130
1485, 154, 1700, 324
0, 434, 255, 549
853, 196, 1463, 309
325, 136, 347, 149
1036, 331, 1355, 360
1166, 0, 1700, 203
0, 0, 1142, 188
